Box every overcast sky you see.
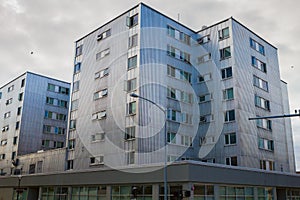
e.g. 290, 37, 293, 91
1, 0, 300, 170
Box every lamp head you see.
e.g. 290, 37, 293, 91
130, 93, 139, 98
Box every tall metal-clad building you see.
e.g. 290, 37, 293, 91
67, 3, 295, 173
0, 72, 70, 175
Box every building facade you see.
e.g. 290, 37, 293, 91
67, 3, 295, 173
0, 72, 70, 175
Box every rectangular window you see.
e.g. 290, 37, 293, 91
199, 93, 212, 103
68, 139, 75, 150
0, 92, 2, 99
181, 135, 193, 147
21, 79, 25, 88
18, 93, 23, 101
167, 109, 192, 124
95, 68, 109, 79
4, 112, 11, 119
125, 126, 135, 140
15, 121, 20, 130
96, 48, 110, 60
126, 78, 137, 92
126, 151, 135, 165
198, 73, 211, 82
167, 25, 190, 45
97, 29, 111, 41
256, 117, 272, 130
7, 85, 14, 92
167, 45, 190, 63
225, 156, 237, 166
221, 67, 233, 79
167, 87, 192, 103
92, 110, 107, 120
128, 34, 138, 48
67, 160, 73, 170
1, 139, 7, 146
47, 83, 69, 95
258, 138, 274, 151
255, 95, 270, 110
197, 35, 210, 44
71, 99, 79, 111
198, 53, 211, 63
2, 125, 9, 132
225, 110, 235, 122
253, 75, 268, 91
42, 140, 50, 147
128, 55, 137, 70
260, 160, 275, 171
70, 120, 76, 130
91, 132, 105, 142
128, 101, 136, 115
223, 88, 234, 100
90, 155, 104, 165
6, 98, 12, 105
17, 107, 22, 116
0, 154, 5, 160
74, 62, 81, 74
200, 114, 214, 123
127, 14, 138, 28
225, 133, 236, 145
11, 151, 16, 160
220, 46, 231, 60
167, 132, 176, 144
251, 56, 267, 73
219, 27, 230, 40
73, 81, 79, 92
167, 65, 191, 83
250, 38, 265, 55
93, 88, 108, 100
75, 45, 83, 57
13, 137, 18, 145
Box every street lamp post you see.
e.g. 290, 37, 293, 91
130, 93, 168, 200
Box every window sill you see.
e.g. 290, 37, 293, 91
220, 56, 232, 61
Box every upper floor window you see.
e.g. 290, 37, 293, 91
4, 112, 11, 119
167, 45, 190, 63
260, 160, 274, 171
21, 79, 25, 88
128, 34, 138, 48
70, 120, 76, 130
253, 75, 268, 92
92, 110, 107, 120
250, 38, 265, 55
96, 48, 110, 61
71, 100, 78, 111
125, 126, 136, 140
167, 65, 191, 83
73, 81, 80, 92
255, 95, 270, 111
75, 45, 83, 57
0, 92, 2, 99
167, 87, 193, 103
225, 132, 236, 145
258, 137, 274, 151
167, 109, 192, 124
218, 27, 230, 40
74, 63, 81, 74
167, 25, 190, 45
7, 85, 14, 93
46, 97, 68, 108
126, 78, 137, 92
220, 46, 231, 60
18, 93, 23, 101
197, 35, 210, 44
47, 83, 69, 95
127, 101, 136, 115
198, 53, 211, 64
198, 73, 211, 82
91, 132, 105, 142
97, 29, 111, 41
6, 98, 12, 105
95, 68, 109, 79
251, 56, 267, 73
221, 67, 232, 79
128, 56, 137, 70
93, 88, 108, 100
223, 88, 234, 100
225, 156, 237, 166
199, 93, 212, 103
256, 118, 272, 131
126, 14, 138, 28
225, 110, 235, 122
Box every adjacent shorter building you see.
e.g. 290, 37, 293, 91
0, 72, 70, 175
